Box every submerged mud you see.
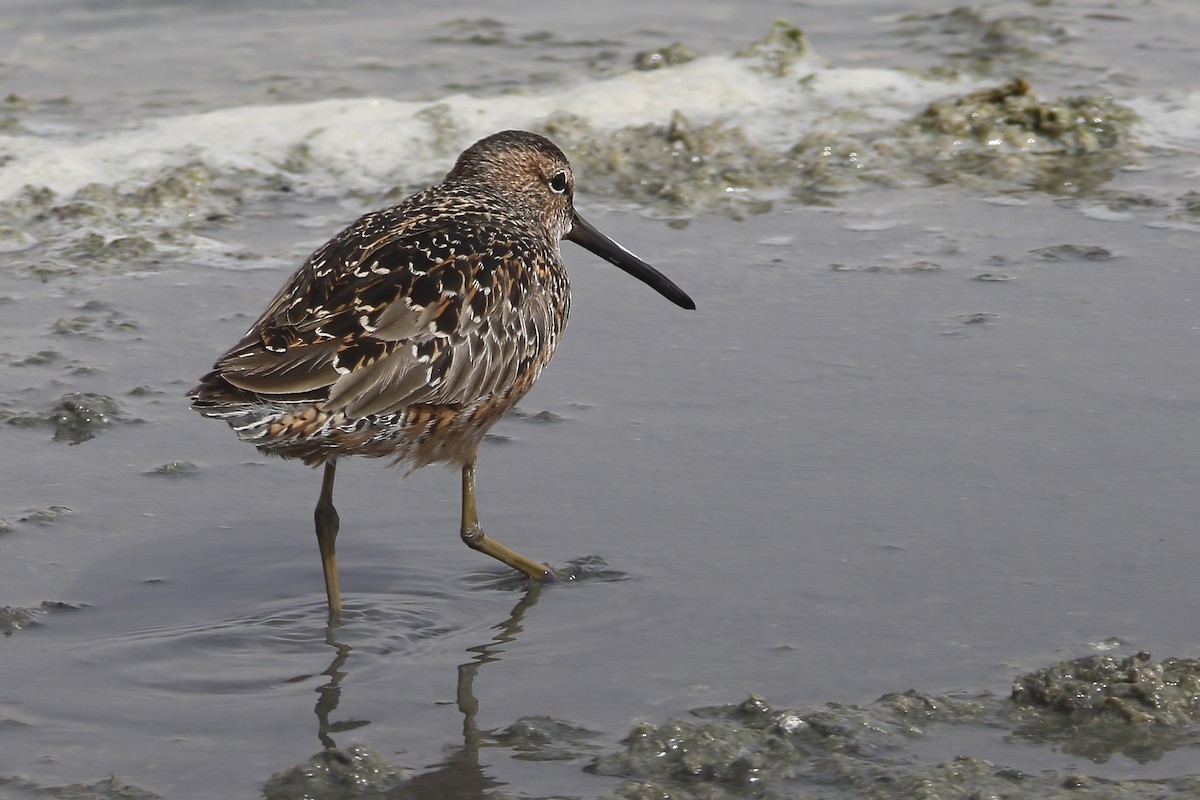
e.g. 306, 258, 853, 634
593, 652, 1200, 800
1, 8, 1197, 800
48, 393, 127, 444
33, 651, 1181, 800
2, 393, 130, 444
539, 75, 1139, 219
0, 163, 271, 284
897, 6, 1071, 74
263, 745, 409, 800
0, 775, 160, 799
0, 19, 1149, 244
1006, 652, 1200, 761
5, 652, 1198, 797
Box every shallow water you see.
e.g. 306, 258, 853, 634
2, 1, 1200, 798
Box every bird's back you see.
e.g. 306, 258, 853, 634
190, 183, 571, 469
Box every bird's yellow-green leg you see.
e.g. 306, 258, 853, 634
460, 461, 554, 580
314, 460, 344, 617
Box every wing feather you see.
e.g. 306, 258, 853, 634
206, 190, 553, 419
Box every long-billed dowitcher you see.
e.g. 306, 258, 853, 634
190, 130, 694, 616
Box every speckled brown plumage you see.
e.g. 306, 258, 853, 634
189, 130, 694, 615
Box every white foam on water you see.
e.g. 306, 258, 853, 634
12, 53, 1190, 207
1126, 90, 1200, 153
0, 56, 821, 201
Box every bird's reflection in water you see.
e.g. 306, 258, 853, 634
298, 583, 548, 799
314, 627, 365, 750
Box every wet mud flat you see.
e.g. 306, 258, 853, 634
592, 651, 1200, 800
2, 5, 1200, 800
4, 650, 1197, 799
259, 653, 1200, 800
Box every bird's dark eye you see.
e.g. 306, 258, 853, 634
549, 171, 569, 194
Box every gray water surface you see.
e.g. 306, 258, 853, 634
2, 2, 1199, 798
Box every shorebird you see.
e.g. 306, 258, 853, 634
190, 130, 695, 616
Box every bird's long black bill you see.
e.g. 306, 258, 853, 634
567, 211, 696, 310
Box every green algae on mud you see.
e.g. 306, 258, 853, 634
0, 24, 1150, 239
49, 393, 127, 444
734, 20, 812, 78
16, 506, 72, 525
50, 305, 140, 338
262, 745, 408, 800
0, 392, 132, 444
897, 6, 1070, 74
909, 77, 1139, 194
0, 395, 141, 448
632, 43, 696, 72
494, 715, 604, 762
1006, 652, 1200, 761
1, 601, 86, 637
145, 460, 200, 478
2, 383, 143, 449
794, 77, 1139, 199
158, 652, 1200, 799
538, 74, 1140, 220
0, 774, 160, 799
1029, 244, 1114, 262
591, 652, 1200, 800
0, 163, 270, 282
540, 110, 790, 220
